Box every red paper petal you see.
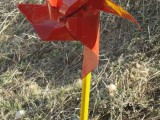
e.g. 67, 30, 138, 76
90, 0, 141, 29
47, 0, 61, 8
66, 8, 100, 78
82, 38, 99, 78
18, 4, 75, 40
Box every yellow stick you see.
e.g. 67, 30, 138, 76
80, 72, 91, 120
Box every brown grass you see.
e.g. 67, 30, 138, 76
0, 0, 160, 119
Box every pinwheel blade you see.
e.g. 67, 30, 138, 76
63, 0, 85, 16
18, 4, 75, 40
90, 0, 141, 29
48, 0, 83, 16
47, 0, 60, 8
67, 10, 100, 78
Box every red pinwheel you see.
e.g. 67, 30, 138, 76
18, 0, 141, 78
18, 1, 141, 119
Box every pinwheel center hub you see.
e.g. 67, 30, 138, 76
58, 16, 67, 22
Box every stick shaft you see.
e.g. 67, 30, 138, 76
80, 72, 91, 120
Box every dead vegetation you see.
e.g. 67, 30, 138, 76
0, 0, 160, 119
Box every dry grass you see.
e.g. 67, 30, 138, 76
0, 0, 160, 120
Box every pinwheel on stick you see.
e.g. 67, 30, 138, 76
18, 0, 141, 119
